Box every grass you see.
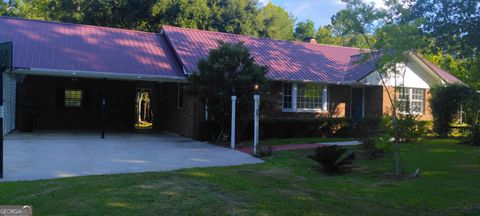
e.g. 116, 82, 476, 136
1, 138, 479, 215
240, 137, 355, 147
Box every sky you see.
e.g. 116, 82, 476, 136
258, 0, 385, 28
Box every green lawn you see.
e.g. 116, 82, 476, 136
1, 139, 479, 215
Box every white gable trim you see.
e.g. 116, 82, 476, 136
361, 65, 430, 88
358, 55, 444, 88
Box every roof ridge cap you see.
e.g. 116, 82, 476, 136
163, 25, 368, 51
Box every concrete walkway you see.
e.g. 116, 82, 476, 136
1, 131, 263, 182
238, 141, 362, 154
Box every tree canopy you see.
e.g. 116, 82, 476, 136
256, 2, 294, 40
294, 19, 315, 41
410, 0, 480, 90
1, 0, 295, 39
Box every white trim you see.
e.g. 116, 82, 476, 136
12, 68, 187, 82
322, 86, 328, 111
231, 95, 237, 149
292, 83, 298, 111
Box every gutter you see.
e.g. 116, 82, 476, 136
10, 68, 187, 83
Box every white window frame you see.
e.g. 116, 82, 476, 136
398, 87, 425, 115
282, 83, 328, 113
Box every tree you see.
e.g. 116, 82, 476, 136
316, 25, 341, 45
294, 19, 316, 41
152, 0, 211, 31
411, 0, 480, 90
411, 0, 479, 58
256, 2, 294, 40
0, 1, 7, 15
332, 0, 424, 176
187, 41, 269, 142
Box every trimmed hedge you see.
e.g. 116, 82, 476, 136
253, 118, 352, 139
198, 118, 352, 142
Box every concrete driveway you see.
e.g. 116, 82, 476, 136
1, 131, 262, 181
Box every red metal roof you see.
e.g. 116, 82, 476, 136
0, 16, 183, 79
0, 17, 460, 84
162, 25, 366, 83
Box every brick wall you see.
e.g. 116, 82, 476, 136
157, 82, 202, 138
380, 86, 433, 121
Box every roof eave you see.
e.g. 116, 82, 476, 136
11, 68, 187, 82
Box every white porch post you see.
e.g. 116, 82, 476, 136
292, 83, 297, 111
253, 94, 260, 155
230, 96, 236, 149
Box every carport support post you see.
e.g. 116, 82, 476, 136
101, 78, 106, 139
253, 94, 260, 155
231, 96, 236, 149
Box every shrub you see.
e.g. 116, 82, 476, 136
309, 145, 355, 174
430, 84, 471, 137
383, 114, 428, 142
463, 92, 480, 146
198, 120, 222, 142
362, 138, 382, 159
354, 117, 384, 139
199, 118, 352, 143
256, 143, 273, 157
397, 114, 428, 141
240, 117, 352, 141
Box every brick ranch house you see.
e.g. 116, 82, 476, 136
0, 17, 461, 139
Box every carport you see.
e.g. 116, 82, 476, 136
2, 131, 262, 181
0, 16, 198, 137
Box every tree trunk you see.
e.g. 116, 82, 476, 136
392, 107, 401, 176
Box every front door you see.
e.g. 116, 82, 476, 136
351, 87, 364, 122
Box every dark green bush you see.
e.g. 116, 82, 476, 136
354, 117, 384, 139
199, 118, 352, 142
198, 120, 221, 142
251, 117, 351, 140
309, 145, 355, 174
256, 143, 273, 157
396, 114, 429, 141
430, 84, 471, 137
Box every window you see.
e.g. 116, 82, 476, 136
297, 84, 323, 110
398, 88, 425, 114
64, 89, 83, 107
178, 83, 185, 109
282, 83, 327, 112
282, 83, 292, 109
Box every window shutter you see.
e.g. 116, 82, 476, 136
56, 88, 65, 110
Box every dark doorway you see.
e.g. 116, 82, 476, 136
135, 89, 154, 129
351, 87, 364, 123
